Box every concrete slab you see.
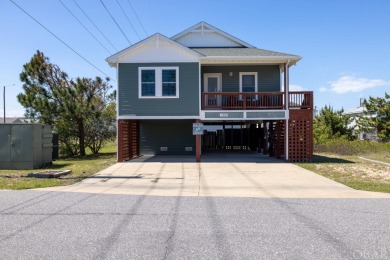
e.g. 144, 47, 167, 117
40, 153, 390, 198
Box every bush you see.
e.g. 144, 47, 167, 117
314, 139, 390, 156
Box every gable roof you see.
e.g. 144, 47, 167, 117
171, 21, 254, 48
105, 22, 302, 67
106, 33, 203, 66
0, 117, 27, 123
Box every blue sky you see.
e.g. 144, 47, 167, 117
1, 0, 390, 117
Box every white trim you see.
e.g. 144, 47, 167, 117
118, 115, 200, 120
239, 72, 258, 92
285, 63, 290, 161
138, 67, 179, 98
200, 57, 300, 66
203, 73, 222, 92
116, 63, 119, 161
171, 21, 254, 48
106, 33, 203, 66
200, 110, 287, 120
198, 63, 201, 119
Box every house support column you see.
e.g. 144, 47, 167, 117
196, 119, 201, 162
117, 120, 124, 162
117, 119, 140, 162
263, 121, 268, 155
284, 63, 290, 161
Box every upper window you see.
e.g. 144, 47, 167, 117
239, 72, 258, 92
141, 70, 156, 96
139, 67, 179, 98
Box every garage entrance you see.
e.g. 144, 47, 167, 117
201, 120, 285, 160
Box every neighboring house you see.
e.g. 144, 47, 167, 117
0, 117, 25, 124
343, 106, 378, 141
106, 22, 313, 162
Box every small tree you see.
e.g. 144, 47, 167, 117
357, 93, 390, 142
85, 102, 116, 154
313, 106, 355, 143
18, 51, 114, 156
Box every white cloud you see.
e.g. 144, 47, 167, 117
319, 87, 327, 92
289, 84, 306, 91
328, 76, 390, 94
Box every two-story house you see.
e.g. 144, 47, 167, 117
106, 22, 313, 162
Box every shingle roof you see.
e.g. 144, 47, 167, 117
0, 117, 25, 123
191, 48, 300, 58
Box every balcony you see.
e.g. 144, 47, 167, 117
201, 91, 313, 110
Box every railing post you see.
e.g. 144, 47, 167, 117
243, 93, 246, 110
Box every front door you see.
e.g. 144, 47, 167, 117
204, 73, 222, 107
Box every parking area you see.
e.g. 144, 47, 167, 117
41, 153, 390, 198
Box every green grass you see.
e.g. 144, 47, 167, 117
0, 142, 117, 190
297, 153, 390, 193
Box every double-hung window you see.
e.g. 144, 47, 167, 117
239, 72, 258, 93
139, 67, 179, 98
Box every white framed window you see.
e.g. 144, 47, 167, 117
239, 72, 258, 92
138, 67, 179, 98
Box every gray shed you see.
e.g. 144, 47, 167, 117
0, 124, 53, 169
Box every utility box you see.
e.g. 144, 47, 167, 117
0, 124, 53, 170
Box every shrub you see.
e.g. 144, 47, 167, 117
314, 139, 390, 156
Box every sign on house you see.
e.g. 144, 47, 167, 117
192, 123, 204, 135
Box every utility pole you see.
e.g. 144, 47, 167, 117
3, 84, 15, 123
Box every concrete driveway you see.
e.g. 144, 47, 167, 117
42, 153, 390, 198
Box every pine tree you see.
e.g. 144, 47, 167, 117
357, 93, 390, 142
18, 51, 114, 156
313, 106, 355, 143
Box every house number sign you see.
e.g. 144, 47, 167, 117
219, 113, 229, 117
192, 123, 204, 135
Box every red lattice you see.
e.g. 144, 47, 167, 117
118, 120, 140, 162
288, 110, 313, 162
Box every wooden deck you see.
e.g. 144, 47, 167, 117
201, 91, 313, 110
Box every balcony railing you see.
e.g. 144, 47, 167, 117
201, 91, 313, 110
288, 91, 313, 109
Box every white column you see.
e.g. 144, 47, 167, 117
284, 63, 289, 161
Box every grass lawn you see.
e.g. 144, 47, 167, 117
297, 153, 390, 193
0, 142, 117, 190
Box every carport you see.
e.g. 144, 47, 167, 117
128, 150, 281, 163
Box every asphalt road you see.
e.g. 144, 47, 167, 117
1, 190, 390, 259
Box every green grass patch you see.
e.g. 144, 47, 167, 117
0, 142, 117, 190
314, 139, 390, 156
297, 152, 390, 193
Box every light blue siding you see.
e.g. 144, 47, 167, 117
118, 62, 199, 116
201, 65, 280, 92
140, 120, 195, 155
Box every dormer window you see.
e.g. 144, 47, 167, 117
139, 67, 179, 98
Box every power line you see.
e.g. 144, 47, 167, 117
58, 0, 112, 55
126, 0, 148, 37
115, 0, 141, 40
8, 0, 114, 81
72, 0, 118, 52
99, 0, 132, 45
